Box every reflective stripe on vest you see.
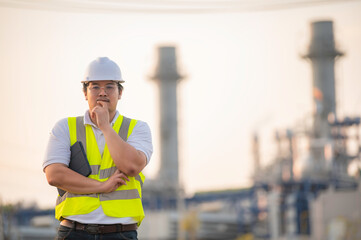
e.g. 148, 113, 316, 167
55, 115, 145, 224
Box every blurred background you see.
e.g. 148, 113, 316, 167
0, 0, 361, 239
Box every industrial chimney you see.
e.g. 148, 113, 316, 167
151, 46, 183, 192
303, 20, 343, 138
303, 20, 343, 178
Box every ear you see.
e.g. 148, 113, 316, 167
84, 90, 88, 100
118, 90, 123, 100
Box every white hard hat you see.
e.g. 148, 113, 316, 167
82, 57, 125, 83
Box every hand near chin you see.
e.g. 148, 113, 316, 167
91, 101, 110, 129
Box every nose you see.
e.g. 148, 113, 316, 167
98, 87, 107, 96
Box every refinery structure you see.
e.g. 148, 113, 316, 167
1, 18, 360, 240
138, 20, 361, 240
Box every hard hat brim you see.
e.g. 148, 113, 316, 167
81, 79, 125, 83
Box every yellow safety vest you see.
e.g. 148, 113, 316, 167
55, 115, 145, 225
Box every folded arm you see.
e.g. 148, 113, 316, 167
102, 125, 147, 177
45, 163, 129, 194
90, 103, 149, 177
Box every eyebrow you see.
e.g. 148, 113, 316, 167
90, 82, 116, 86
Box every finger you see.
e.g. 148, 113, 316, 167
119, 179, 127, 185
96, 100, 108, 108
113, 171, 123, 178
111, 173, 123, 180
92, 106, 101, 113
96, 101, 104, 107
120, 174, 130, 182
91, 108, 100, 118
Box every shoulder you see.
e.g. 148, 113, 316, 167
129, 120, 152, 140
120, 115, 151, 135
53, 116, 83, 129
127, 119, 152, 147
133, 120, 151, 132
52, 118, 70, 134
50, 116, 83, 139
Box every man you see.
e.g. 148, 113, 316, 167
43, 57, 152, 240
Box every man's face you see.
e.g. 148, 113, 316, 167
84, 80, 121, 113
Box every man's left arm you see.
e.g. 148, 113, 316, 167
91, 102, 152, 177
102, 124, 147, 176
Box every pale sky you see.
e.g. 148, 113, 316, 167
0, 1, 361, 208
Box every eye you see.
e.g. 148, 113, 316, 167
91, 86, 100, 90
106, 85, 116, 90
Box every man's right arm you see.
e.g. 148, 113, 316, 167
43, 118, 128, 195
45, 163, 128, 194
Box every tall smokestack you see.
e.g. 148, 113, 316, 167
302, 20, 343, 178
303, 20, 343, 139
151, 46, 183, 191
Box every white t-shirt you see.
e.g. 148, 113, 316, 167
43, 110, 153, 224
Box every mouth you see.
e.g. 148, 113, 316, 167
96, 99, 110, 103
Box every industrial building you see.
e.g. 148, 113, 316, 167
139, 20, 361, 240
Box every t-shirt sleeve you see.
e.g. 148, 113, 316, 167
42, 118, 71, 171
126, 120, 153, 165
